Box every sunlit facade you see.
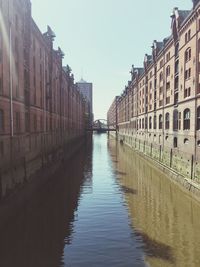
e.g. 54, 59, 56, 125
108, 0, 200, 180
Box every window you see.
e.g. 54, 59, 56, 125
0, 141, 4, 156
183, 108, 190, 130
166, 96, 170, 104
166, 82, 170, 90
197, 106, 200, 130
184, 138, 189, 144
188, 29, 191, 40
160, 60, 163, 68
175, 43, 179, 57
142, 118, 144, 129
185, 48, 191, 62
0, 109, 4, 131
175, 76, 179, 90
34, 114, 37, 132
149, 116, 152, 129
33, 39, 36, 51
179, 112, 181, 130
159, 100, 163, 107
15, 37, 18, 58
15, 14, 18, 30
165, 113, 170, 129
159, 72, 163, 82
166, 65, 170, 77
185, 32, 188, 43
173, 109, 179, 131
153, 115, 157, 129
25, 112, 30, 132
0, 49, 2, 64
184, 87, 191, 98
159, 114, 163, 129
185, 30, 191, 43
175, 60, 179, 74
174, 137, 178, 148
145, 117, 147, 129
0, 78, 3, 94
174, 92, 178, 105
16, 112, 20, 132
185, 68, 191, 80
166, 52, 170, 62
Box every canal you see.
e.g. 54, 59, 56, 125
1, 134, 200, 266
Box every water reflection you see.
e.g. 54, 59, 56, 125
108, 136, 200, 267
0, 138, 93, 267
2, 134, 200, 267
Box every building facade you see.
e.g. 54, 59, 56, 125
107, 96, 119, 129
0, 0, 87, 198
76, 78, 93, 126
108, 0, 200, 181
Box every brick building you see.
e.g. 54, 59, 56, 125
0, 0, 87, 198
107, 96, 119, 129
108, 0, 200, 181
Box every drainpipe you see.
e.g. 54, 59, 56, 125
43, 51, 46, 133
194, 15, 198, 174
9, 4, 13, 137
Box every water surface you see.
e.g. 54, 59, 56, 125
1, 134, 200, 267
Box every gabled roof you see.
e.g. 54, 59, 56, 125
178, 10, 191, 25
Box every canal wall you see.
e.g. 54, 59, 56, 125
118, 133, 200, 200
0, 132, 86, 200
0, 132, 88, 228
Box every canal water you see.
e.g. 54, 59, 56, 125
1, 133, 200, 266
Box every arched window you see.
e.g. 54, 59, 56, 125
197, 106, 200, 130
174, 137, 178, 148
159, 114, 163, 129
173, 109, 178, 131
0, 109, 4, 131
149, 116, 152, 129
183, 108, 190, 130
154, 115, 157, 129
165, 113, 170, 130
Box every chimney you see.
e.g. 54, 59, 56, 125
192, 0, 200, 8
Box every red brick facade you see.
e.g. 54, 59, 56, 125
0, 0, 88, 197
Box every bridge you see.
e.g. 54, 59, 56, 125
87, 119, 116, 133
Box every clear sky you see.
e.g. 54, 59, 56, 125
31, 0, 192, 120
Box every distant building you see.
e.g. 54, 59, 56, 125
76, 79, 93, 125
